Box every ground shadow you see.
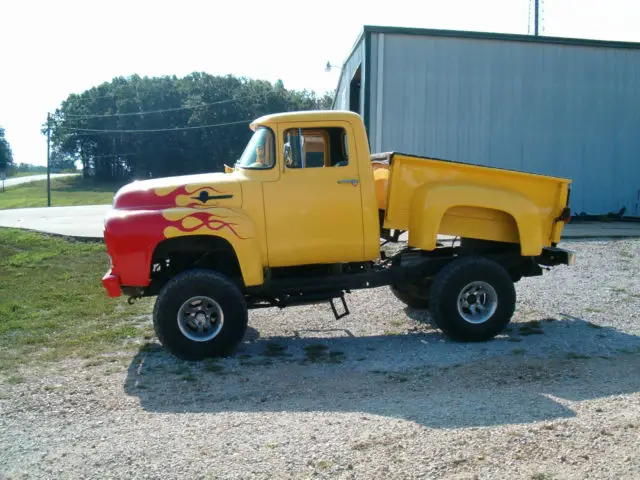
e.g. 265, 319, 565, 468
124, 315, 640, 429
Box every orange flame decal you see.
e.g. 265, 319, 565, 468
154, 185, 232, 208
153, 185, 249, 241
162, 208, 251, 240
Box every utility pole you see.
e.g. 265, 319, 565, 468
534, 0, 540, 36
112, 95, 117, 179
46, 112, 51, 207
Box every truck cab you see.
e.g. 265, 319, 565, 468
102, 110, 575, 361
240, 111, 380, 268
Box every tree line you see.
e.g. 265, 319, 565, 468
47, 73, 333, 182
0, 127, 13, 175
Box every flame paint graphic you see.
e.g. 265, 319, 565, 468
154, 184, 227, 197
162, 210, 248, 240
152, 185, 250, 240
155, 185, 232, 209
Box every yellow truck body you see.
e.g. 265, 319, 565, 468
371, 153, 571, 256
103, 109, 575, 361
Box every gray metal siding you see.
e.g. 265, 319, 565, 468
373, 33, 640, 216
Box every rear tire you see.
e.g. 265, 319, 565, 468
153, 269, 248, 361
429, 256, 515, 342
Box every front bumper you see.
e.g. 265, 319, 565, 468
102, 269, 122, 298
538, 246, 576, 267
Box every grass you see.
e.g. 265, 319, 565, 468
389, 318, 404, 327
6, 374, 25, 384
304, 343, 328, 359
386, 373, 409, 383
566, 352, 591, 360
204, 363, 225, 373
302, 343, 345, 364
585, 307, 603, 314
618, 346, 640, 355
0, 176, 121, 209
517, 321, 545, 336
261, 342, 291, 357
618, 247, 633, 259
0, 228, 155, 372
531, 474, 554, 480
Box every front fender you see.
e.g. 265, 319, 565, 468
408, 183, 543, 256
160, 207, 264, 286
104, 207, 264, 288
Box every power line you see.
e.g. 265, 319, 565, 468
57, 118, 252, 134
63, 94, 264, 119
85, 152, 137, 158
67, 92, 124, 101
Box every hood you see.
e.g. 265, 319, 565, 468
112, 172, 242, 210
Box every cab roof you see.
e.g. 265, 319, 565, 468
251, 110, 362, 129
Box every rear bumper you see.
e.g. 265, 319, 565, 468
537, 246, 576, 267
102, 270, 122, 298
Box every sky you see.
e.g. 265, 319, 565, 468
1, 0, 639, 167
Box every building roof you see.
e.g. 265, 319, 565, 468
361, 24, 640, 50
332, 24, 640, 109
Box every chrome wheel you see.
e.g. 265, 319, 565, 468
456, 281, 498, 324
177, 296, 224, 342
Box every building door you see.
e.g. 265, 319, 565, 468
349, 66, 361, 114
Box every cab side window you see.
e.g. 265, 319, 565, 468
283, 127, 349, 169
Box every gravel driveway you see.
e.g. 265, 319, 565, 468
1, 238, 639, 479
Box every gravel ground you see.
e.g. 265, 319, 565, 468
1, 238, 639, 479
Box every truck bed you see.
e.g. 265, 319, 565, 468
371, 152, 571, 254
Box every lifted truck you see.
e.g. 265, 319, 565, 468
102, 110, 575, 360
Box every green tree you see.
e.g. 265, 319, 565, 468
50, 149, 78, 172
0, 127, 14, 173
48, 73, 334, 182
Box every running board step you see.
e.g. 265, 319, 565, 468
330, 295, 350, 320
274, 291, 351, 320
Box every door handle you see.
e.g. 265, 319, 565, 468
337, 178, 359, 186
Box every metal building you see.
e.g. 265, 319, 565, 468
332, 25, 640, 217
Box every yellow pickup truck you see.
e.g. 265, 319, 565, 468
102, 110, 574, 360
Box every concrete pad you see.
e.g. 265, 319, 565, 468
561, 221, 640, 239
1, 173, 79, 189
0, 204, 110, 239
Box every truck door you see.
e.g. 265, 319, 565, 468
262, 123, 365, 267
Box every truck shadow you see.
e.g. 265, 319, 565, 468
123, 316, 640, 429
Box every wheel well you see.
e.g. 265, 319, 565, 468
149, 236, 243, 293
441, 206, 520, 245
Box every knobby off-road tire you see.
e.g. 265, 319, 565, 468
390, 282, 431, 310
429, 256, 516, 342
153, 269, 248, 361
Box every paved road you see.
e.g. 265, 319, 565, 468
2, 173, 79, 189
1, 204, 640, 240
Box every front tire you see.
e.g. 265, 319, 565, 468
429, 256, 515, 342
153, 269, 248, 361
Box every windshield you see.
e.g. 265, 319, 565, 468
237, 127, 275, 169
